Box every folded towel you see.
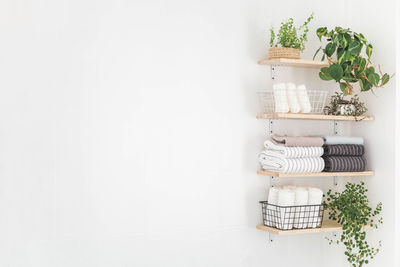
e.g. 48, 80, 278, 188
266, 187, 280, 227
277, 189, 295, 230
286, 83, 301, 113
294, 187, 308, 229
273, 83, 289, 113
258, 152, 325, 173
307, 188, 323, 228
297, 84, 312, 113
272, 134, 324, 147
324, 136, 364, 145
323, 156, 366, 172
264, 140, 324, 158
323, 144, 365, 156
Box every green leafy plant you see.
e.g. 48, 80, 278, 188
325, 182, 382, 267
314, 27, 392, 95
324, 92, 367, 118
270, 13, 314, 52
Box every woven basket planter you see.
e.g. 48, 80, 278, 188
268, 47, 301, 60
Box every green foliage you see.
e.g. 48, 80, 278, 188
314, 27, 392, 95
324, 92, 368, 119
325, 182, 382, 267
269, 13, 314, 52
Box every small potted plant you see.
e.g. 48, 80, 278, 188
314, 26, 392, 95
269, 13, 314, 60
324, 92, 367, 118
325, 182, 382, 267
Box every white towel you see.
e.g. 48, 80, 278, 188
324, 136, 364, 145
266, 187, 280, 227
273, 83, 289, 113
264, 140, 324, 158
296, 84, 312, 113
294, 187, 309, 229
277, 189, 295, 230
307, 188, 324, 228
258, 152, 325, 173
286, 83, 301, 113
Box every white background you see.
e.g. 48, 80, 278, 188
0, 0, 397, 266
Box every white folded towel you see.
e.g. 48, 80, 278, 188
286, 83, 301, 113
258, 152, 325, 173
307, 188, 324, 228
266, 187, 280, 227
277, 189, 295, 230
296, 84, 312, 113
264, 140, 324, 158
294, 187, 309, 229
273, 83, 289, 113
324, 136, 364, 145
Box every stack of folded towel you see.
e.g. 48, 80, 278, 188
266, 185, 323, 229
322, 136, 366, 172
258, 134, 325, 173
273, 83, 312, 113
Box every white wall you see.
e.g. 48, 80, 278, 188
0, 0, 396, 266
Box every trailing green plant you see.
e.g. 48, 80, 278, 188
269, 13, 314, 52
325, 182, 382, 267
324, 92, 367, 118
314, 27, 392, 95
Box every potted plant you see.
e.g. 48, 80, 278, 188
325, 182, 382, 267
314, 26, 392, 95
269, 13, 314, 60
324, 92, 367, 118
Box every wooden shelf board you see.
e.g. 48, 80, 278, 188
257, 170, 374, 178
256, 113, 374, 121
258, 58, 329, 68
256, 220, 372, 235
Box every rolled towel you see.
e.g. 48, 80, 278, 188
264, 140, 324, 158
307, 188, 323, 228
273, 83, 289, 113
323, 144, 365, 156
323, 156, 366, 172
272, 134, 324, 147
266, 187, 280, 227
297, 84, 312, 113
286, 83, 301, 113
324, 136, 364, 145
294, 187, 309, 229
277, 189, 295, 230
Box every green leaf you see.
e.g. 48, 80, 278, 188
317, 27, 327, 41
381, 73, 390, 86
348, 40, 361, 55
359, 58, 367, 72
340, 82, 349, 94
319, 67, 333, 80
325, 43, 336, 57
366, 44, 373, 59
313, 46, 322, 60
329, 64, 344, 82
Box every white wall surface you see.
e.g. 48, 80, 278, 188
0, 0, 397, 266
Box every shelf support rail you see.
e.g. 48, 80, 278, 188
269, 233, 274, 243
333, 120, 339, 186
271, 65, 277, 80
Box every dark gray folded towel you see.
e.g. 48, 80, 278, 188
323, 156, 366, 172
323, 145, 365, 156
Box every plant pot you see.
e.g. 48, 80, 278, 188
268, 47, 301, 60
336, 104, 356, 115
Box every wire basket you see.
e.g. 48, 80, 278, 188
258, 90, 328, 114
260, 201, 324, 230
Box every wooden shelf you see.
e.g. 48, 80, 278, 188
257, 170, 374, 178
256, 113, 374, 121
256, 220, 372, 235
258, 58, 329, 68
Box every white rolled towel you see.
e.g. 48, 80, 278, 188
273, 83, 289, 113
266, 187, 280, 227
297, 84, 312, 113
286, 83, 301, 113
307, 187, 324, 228
277, 189, 295, 230
294, 187, 309, 229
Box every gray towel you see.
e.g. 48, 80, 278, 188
323, 145, 365, 156
323, 156, 366, 172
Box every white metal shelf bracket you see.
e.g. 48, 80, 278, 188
269, 233, 274, 243
271, 65, 277, 80
268, 119, 274, 135
333, 120, 339, 186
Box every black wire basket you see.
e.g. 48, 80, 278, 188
260, 201, 325, 230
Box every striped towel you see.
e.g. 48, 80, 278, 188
264, 140, 324, 158
323, 145, 365, 156
258, 152, 325, 173
323, 156, 366, 172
